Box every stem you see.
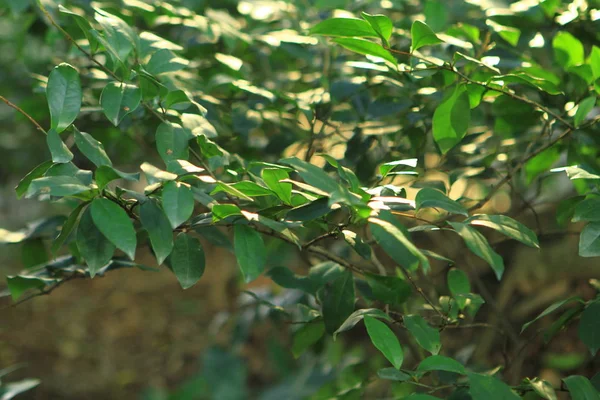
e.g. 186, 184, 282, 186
0, 95, 46, 133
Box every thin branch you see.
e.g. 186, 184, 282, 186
0, 95, 46, 133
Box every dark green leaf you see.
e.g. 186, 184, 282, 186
90, 198, 137, 260
25, 176, 90, 198
377, 368, 411, 381
6, 275, 54, 301
212, 204, 242, 221
334, 308, 391, 339
411, 20, 443, 52
156, 122, 190, 163
74, 128, 112, 167
77, 207, 115, 277
449, 222, 504, 280
365, 316, 403, 369
579, 222, 600, 257
332, 38, 396, 65
140, 200, 174, 265
234, 224, 266, 283
562, 375, 600, 400
228, 181, 273, 197
292, 321, 325, 358
170, 233, 205, 289
162, 181, 194, 229
146, 49, 189, 75
417, 355, 465, 375
415, 188, 467, 216
365, 274, 411, 305
280, 157, 343, 195
51, 202, 87, 254
578, 300, 600, 356
15, 160, 53, 198
321, 269, 355, 334
432, 86, 471, 154
100, 82, 141, 126
268, 266, 319, 293
521, 296, 584, 332
468, 214, 539, 248
95, 166, 139, 190
403, 314, 441, 355
573, 198, 600, 222
574, 96, 597, 127
46, 129, 73, 164
309, 18, 378, 38
46, 63, 82, 132
468, 373, 520, 400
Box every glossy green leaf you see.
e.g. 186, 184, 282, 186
365, 274, 411, 305
525, 146, 560, 184
573, 198, 600, 222
6, 275, 54, 301
364, 316, 403, 369
563, 375, 600, 400
46, 63, 82, 132
449, 222, 504, 280
58, 5, 99, 53
553, 31, 584, 69
411, 20, 443, 52
590, 46, 600, 80
579, 222, 600, 257
487, 21, 520, 46
432, 85, 471, 154
361, 13, 393, 46
156, 122, 190, 163
162, 181, 194, 229
309, 18, 378, 38
77, 207, 115, 277
403, 314, 441, 355
280, 157, 342, 195
574, 96, 596, 127
228, 181, 273, 197
94, 8, 137, 62
415, 188, 467, 216
332, 38, 396, 65
146, 49, 189, 75
292, 321, 325, 358
100, 82, 141, 126
262, 168, 292, 204
51, 202, 87, 254
526, 378, 557, 400
74, 129, 112, 167
468, 214, 539, 248
25, 176, 90, 198
377, 368, 411, 381
139, 200, 174, 265
321, 269, 355, 334
268, 266, 319, 293
578, 300, 600, 356
15, 161, 53, 199
334, 308, 391, 339
234, 224, 266, 283
170, 233, 205, 289
379, 158, 418, 178
468, 373, 520, 400
46, 129, 73, 164
212, 204, 242, 221
95, 166, 139, 190
417, 355, 465, 375
90, 198, 137, 260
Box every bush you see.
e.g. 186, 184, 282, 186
1, 0, 599, 399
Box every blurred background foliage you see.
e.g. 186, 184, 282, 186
0, 0, 599, 399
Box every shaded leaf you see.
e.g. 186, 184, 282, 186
365, 316, 403, 369
170, 233, 205, 289
432, 86, 471, 154
46, 129, 73, 164
90, 198, 137, 260
468, 214, 539, 248
292, 321, 325, 358
77, 207, 115, 277
234, 224, 266, 283
578, 300, 600, 356
415, 188, 467, 216
449, 222, 504, 280
46, 63, 81, 132
562, 375, 600, 400
403, 314, 441, 355
321, 269, 355, 334
139, 200, 174, 265
162, 181, 194, 229
334, 308, 391, 339
417, 355, 465, 375
100, 82, 141, 126
74, 128, 112, 167
468, 373, 520, 400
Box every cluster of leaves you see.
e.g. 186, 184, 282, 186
1, 0, 600, 399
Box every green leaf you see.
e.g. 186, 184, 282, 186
525, 146, 560, 184
90, 198, 137, 260
321, 269, 355, 334
379, 158, 418, 178
100, 82, 141, 126
468, 373, 521, 400
25, 176, 90, 198
487, 21, 520, 47
228, 181, 273, 197
590, 46, 600, 80
417, 355, 466, 375
51, 202, 87, 254
95, 166, 139, 190
146, 49, 189, 75
578, 300, 600, 356
573, 198, 600, 222
415, 188, 467, 216
377, 368, 411, 381
449, 222, 505, 280
563, 375, 600, 400
525, 378, 558, 400
432, 86, 471, 154
76, 207, 115, 277
156, 122, 190, 163
365, 274, 411, 306
292, 321, 325, 358
262, 168, 292, 204
162, 181, 194, 229
447, 268, 470, 296
169, 233, 205, 289
212, 204, 242, 221
361, 13, 393, 46
411, 20, 443, 52
364, 316, 403, 369
139, 200, 174, 265
15, 160, 53, 198
404, 315, 441, 355
579, 222, 600, 257
553, 31, 584, 69
468, 214, 539, 248
334, 308, 392, 339
46, 129, 73, 164
234, 224, 266, 283
280, 157, 342, 195
6, 275, 54, 301
268, 266, 319, 294
574, 96, 596, 127
521, 296, 584, 332
46, 63, 82, 132
369, 217, 430, 273
58, 5, 99, 53
332, 38, 397, 65
309, 18, 378, 38
74, 128, 112, 167
94, 8, 137, 63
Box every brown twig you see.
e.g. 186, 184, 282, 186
0, 95, 46, 133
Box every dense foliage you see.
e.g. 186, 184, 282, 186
1, 0, 600, 399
